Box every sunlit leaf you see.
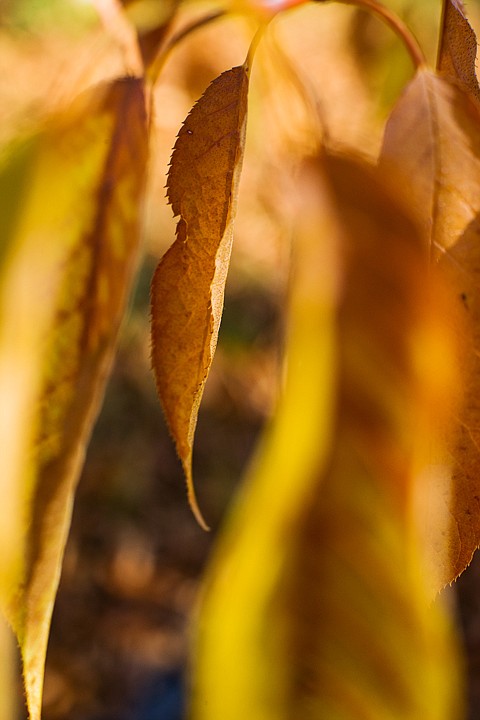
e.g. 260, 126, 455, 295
150, 63, 249, 529
381, 67, 480, 589
0, 136, 44, 720
0, 77, 148, 720
437, 0, 480, 105
191, 153, 462, 720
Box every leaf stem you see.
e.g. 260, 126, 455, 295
318, 0, 426, 70
245, 19, 270, 72
148, 10, 227, 86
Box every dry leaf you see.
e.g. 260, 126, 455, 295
0, 77, 148, 720
380, 67, 480, 589
437, 0, 480, 105
150, 63, 249, 529
191, 153, 462, 720
381, 69, 480, 253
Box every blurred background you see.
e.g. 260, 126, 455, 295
2, 0, 480, 717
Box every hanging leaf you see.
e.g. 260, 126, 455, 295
191, 153, 462, 720
380, 67, 480, 589
150, 63, 250, 529
0, 77, 148, 720
437, 0, 480, 105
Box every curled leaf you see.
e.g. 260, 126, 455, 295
150, 63, 250, 529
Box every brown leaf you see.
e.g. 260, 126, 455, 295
437, 0, 480, 105
2, 77, 148, 720
381, 68, 480, 588
150, 63, 249, 529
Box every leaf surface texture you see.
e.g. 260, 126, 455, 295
150, 63, 249, 528
437, 0, 480, 104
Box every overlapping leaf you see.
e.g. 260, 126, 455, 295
0, 77, 148, 720
380, 55, 480, 587
150, 63, 249, 529
191, 153, 462, 720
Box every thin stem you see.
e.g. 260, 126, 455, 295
266, 21, 327, 146
436, 0, 448, 70
318, 0, 426, 70
246, 18, 270, 72
148, 9, 227, 86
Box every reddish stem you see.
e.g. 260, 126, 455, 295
316, 0, 426, 69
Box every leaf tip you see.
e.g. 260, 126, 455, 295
183, 460, 210, 532
189, 492, 211, 533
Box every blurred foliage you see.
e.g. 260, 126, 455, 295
0, 0, 97, 33
1, 1, 480, 718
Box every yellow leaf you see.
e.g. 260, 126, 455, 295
437, 0, 480, 105
0, 77, 148, 720
191, 153, 462, 720
381, 68, 480, 588
0, 136, 44, 720
150, 63, 249, 529
191, 155, 338, 720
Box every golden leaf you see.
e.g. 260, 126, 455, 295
381, 67, 480, 588
150, 63, 249, 529
0, 77, 148, 720
191, 153, 462, 720
0, 136, 44, 720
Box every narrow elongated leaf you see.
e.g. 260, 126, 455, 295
381, 68, 480, 588
192, 154, 462, 720
437, 0, 480, 104
150, 63, 249, 528
0, 77, 148, 720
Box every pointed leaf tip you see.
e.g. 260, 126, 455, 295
151, 63, 249, 527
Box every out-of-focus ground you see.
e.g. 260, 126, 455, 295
3, 0, 480, 717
